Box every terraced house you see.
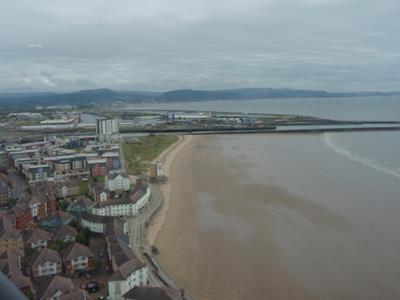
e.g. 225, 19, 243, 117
23, 227, 52, 250
53, 224, 77, 243
30, 247, 62, 278
61, 242, 94, 274
90, 184, 151, 217
0, 214, 23, 252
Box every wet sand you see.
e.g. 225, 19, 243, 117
152, 135, 314, 300
150, 133, 400, 300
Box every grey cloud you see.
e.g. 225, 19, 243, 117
0, 0, 399, 92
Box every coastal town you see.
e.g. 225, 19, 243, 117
0, 118, 184, 300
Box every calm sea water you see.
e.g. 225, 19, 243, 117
217, 131, 400, 299
125, 95, 400, 121
137, 97, 400, 298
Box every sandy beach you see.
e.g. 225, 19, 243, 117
146, 134, 193, 246
149, 135, 313, 300
145, 132, 400, 300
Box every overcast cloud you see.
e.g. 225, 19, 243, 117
0, 0, 399, 92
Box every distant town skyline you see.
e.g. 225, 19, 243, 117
1, 0, 399, 92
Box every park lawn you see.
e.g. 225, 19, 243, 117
123, 134, 178, 175
78, 180, 89, 195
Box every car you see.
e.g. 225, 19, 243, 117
96, 297, 105, 300
86, 281, 100, 293
76, 271, 86, 278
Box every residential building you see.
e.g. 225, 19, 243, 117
105, 173, 130, 193
41, 211, 74, 228
23, 227, 52, 250
123, 287, 181, 300
87, 158, 107, 177
59, 289, 89, 300
61, 242, 94, 274
96, 118, 119, 143
28, 193, 58, 221
53, 224, 77, 243
0, 179, 12, 203
0, 248, 24, 269
91, 183, 110, 202
21, 164, 50, 182
55, 181, 80, 198
0, 215, 23, 252
30, 247, 62, 277
103, 152, 121, 170
90, 184, 151, 217
35, 275, 75, 300
67, 196, 95, 217
12, 204, 32, 230
81, 212, 115, 233
108, 258, 148, 300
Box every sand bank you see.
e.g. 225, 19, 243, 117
146, 134, 193, 246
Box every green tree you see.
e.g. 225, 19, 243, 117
76, 231, 89, 246
48, 240, 62, 251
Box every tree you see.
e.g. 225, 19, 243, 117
48, 240, 62, 251
76, 231, 89, 246
69, 219, 79, 228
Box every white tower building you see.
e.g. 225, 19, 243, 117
96, 119, 119, 143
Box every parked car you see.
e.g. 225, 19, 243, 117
77, 271, 91, 279
87, 281, 100, 293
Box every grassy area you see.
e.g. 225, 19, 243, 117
123, 134, 178, 175
78, 180, 89, 195
10, 119, 41, 126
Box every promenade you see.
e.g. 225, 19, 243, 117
126, 184, 193, 300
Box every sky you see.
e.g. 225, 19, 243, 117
0, 0, 399, 92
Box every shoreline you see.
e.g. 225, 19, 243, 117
146, 134, 193, 246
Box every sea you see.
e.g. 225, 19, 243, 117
128, 96, 400, 299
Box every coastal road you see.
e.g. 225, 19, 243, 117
0, 155, 27, 199
127, 185, 193, 299
8, 169, 27, 199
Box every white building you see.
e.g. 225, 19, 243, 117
80, 213, 116, 233
105, 173, 130, 192
90, 185, 151, 218
108, 260, 148, 300
31, 248, 62, 278
96, 119, 119, 143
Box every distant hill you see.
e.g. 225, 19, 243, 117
0, 87, 399, 110
155, 88, 400, 102
0, 88, 156, 109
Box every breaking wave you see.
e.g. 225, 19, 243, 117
322, 133, 400, 179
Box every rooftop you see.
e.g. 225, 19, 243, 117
61, 242, 93, 260
31, 247, 61, 269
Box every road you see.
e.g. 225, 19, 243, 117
8, 169, 27, 199
127, 185, 193, 299
0, 155, 27, 200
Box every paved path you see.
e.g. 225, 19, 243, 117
127, 185, 193, 299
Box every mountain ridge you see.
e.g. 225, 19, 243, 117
1, 87, 399, 109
